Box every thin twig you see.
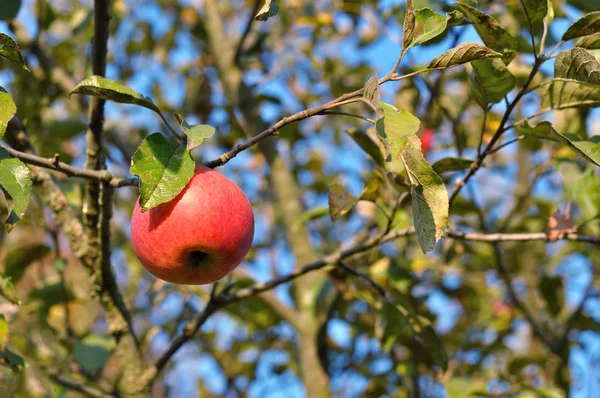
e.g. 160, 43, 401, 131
337, 261, 387, 298
449, 57, 545, 205
48, 374, 115, 398
234, 0, 262, 64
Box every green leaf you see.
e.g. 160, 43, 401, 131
0, 276, 20, 305
346, 129, 385, 168
376, 102, 421, 161
73, 342, 110, 372
520, 0, 549, 26
539, 275, 563, 316
362, 74, 383, 119
468, 58, 516, 107
446, 10, 468, 26
427, 42, 503, 69
0, 147, 32, 230
70, 75, 159, 113
522, 121, 600, 166
412, 8, 447, 46
377, 299, 448, 370
328, 181, 358, 221
545, 0, 554, 24
561, 11, 600, 41
431, 157, 473, 174
575, 32, 600, 49
456, 3, 517, 64
0, 316, 8, 349
0, 86, 17, 140
255, 0, 279, 21
130, 133, 195, 211
554, 48, 600, 84
0, 0, 21, 21
541, 79, 600, 110
4, 245, 51, 283
293, 206, 329, 230
2, 348, 24, 370
402, 0, 416, 53
0, 34, 28, 71
175, 114, 216, 150
401, 135, 449, 253
518, 120, 560, 141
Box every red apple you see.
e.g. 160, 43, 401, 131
130, 165, 254, 285
420, 128, 434, 154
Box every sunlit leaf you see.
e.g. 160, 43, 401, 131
130, 133, 195, 211
575, 32, 600, 49
255, 0, 279, 21
0, 86, 16, 140
427, 42, 502, 69
0, 316, 8, 349
554, 47, 600, 84
541, 79, 600, 110
521, 120, 600, 166
412, 8, 447, 46
328, 181, 358, 221
562, 11, 600, 41
0, 276, 19, 305
0, 33, 28, 71
468, 58, 516, 107
376, 102, 421, 161
456, 3, 517, 64
175, 114, 216, 150
70, 75, 160, 113
0, 147, 32, 230
402, 0, 416, 52
401, 135, 449, 253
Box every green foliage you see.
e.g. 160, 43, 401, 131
130, 133, 195, 211
0, 147, 31, 230
0, 34, 28, 71
1, 0, 600, 396
0, 0, 21, 21
70, 75, 160, 113
468, 58, 516, 107
520, 0, 550, 26
401, 135, 449, 252
175, 114, 216, 150
431, 157, 473, 174
328, 181, 357, 220
427, 42, 503, 69
0, 86, 16, 139
456, 2, 517, 64
562, 11, 600, 41
3, 244, 51, 283
0, 277, 19, 305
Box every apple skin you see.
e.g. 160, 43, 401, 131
420, 128, 434, 155
131, 165, 254, 285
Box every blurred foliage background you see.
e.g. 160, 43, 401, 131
1, 0, 600, 397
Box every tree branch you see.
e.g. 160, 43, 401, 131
48, 373, 115, 398
448, 57, 545, 205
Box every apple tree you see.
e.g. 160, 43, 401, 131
0, 0, 600, 397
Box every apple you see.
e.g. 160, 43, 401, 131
420, 128, 434, 155
130, 165, 254, 285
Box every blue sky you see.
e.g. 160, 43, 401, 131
1, 0, 600, 396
